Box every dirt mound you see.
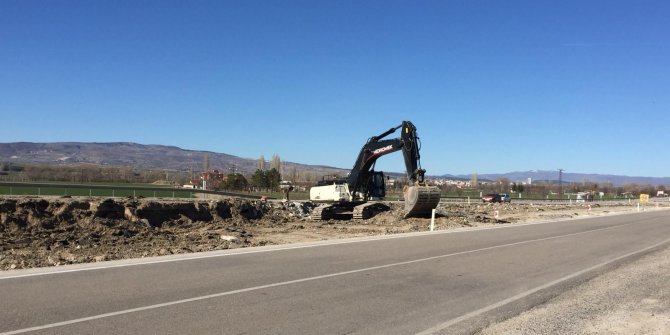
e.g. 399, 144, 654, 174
0, 197, 297, 270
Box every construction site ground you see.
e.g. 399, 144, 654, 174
2, 196, 667, 270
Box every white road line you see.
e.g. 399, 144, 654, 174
414, 237, 670, 335
0, 210, 653, 280
0, 221, 649, 335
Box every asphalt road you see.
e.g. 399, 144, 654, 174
1, 210, 669, 335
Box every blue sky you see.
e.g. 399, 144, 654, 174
1, 1, 669, 177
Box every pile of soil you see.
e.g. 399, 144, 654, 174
0, 197, 651, 270
0, 197, 307, 270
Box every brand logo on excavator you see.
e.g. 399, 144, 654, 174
372, 145, 394, 155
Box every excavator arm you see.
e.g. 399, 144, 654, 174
346, 137, 402, 199
398, 121, 426, 184
347, 121, 422, 195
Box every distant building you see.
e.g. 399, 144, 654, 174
200, 169, 226, 189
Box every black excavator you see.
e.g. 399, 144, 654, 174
309, 121, 441, 220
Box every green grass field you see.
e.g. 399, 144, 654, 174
0, 185, 194, 198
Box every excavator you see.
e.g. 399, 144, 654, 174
309, 121, 441, 220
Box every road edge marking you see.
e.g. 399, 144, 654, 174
414, 237, 670, 335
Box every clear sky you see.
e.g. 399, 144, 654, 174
1, 1, 668, 177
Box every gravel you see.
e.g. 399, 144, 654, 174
478, 245, 670, 334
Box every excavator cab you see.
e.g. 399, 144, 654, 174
366, 171, 386, 200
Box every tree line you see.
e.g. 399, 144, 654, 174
438, 176, 665, 198
213, 168, 283, 192
7, 160, 663, 197
1, 161, 320, 192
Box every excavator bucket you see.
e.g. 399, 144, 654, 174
403, 185, 441, 218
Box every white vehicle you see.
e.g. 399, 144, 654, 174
576, 193, 593, 203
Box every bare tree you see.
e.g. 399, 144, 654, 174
271, 154, 281, 174
257, 155, 265, 171
289, 166, 298, 182
496, 177, 510, 193
203, 153, 209, 172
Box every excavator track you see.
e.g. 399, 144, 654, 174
403, 185, 441, 218
311, 204, 334, 221
352, 202, 391, 220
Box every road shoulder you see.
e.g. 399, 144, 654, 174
478, 245, 670, 334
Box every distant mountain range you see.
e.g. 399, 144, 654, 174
442, 170, 670, 187
1, 143, 668, 186
0, 142, 346, 175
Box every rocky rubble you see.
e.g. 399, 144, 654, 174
0, 197, 655, 270
0, 197, 290, 270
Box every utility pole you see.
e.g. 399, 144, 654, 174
203, 154, 210, 173
558, 169, 564, 198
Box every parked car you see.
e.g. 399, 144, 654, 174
482, 193, 502, 203
575, 193, 593, 203
499, 193, 511, 203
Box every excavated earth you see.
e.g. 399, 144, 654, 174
0, 196, 664, 270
